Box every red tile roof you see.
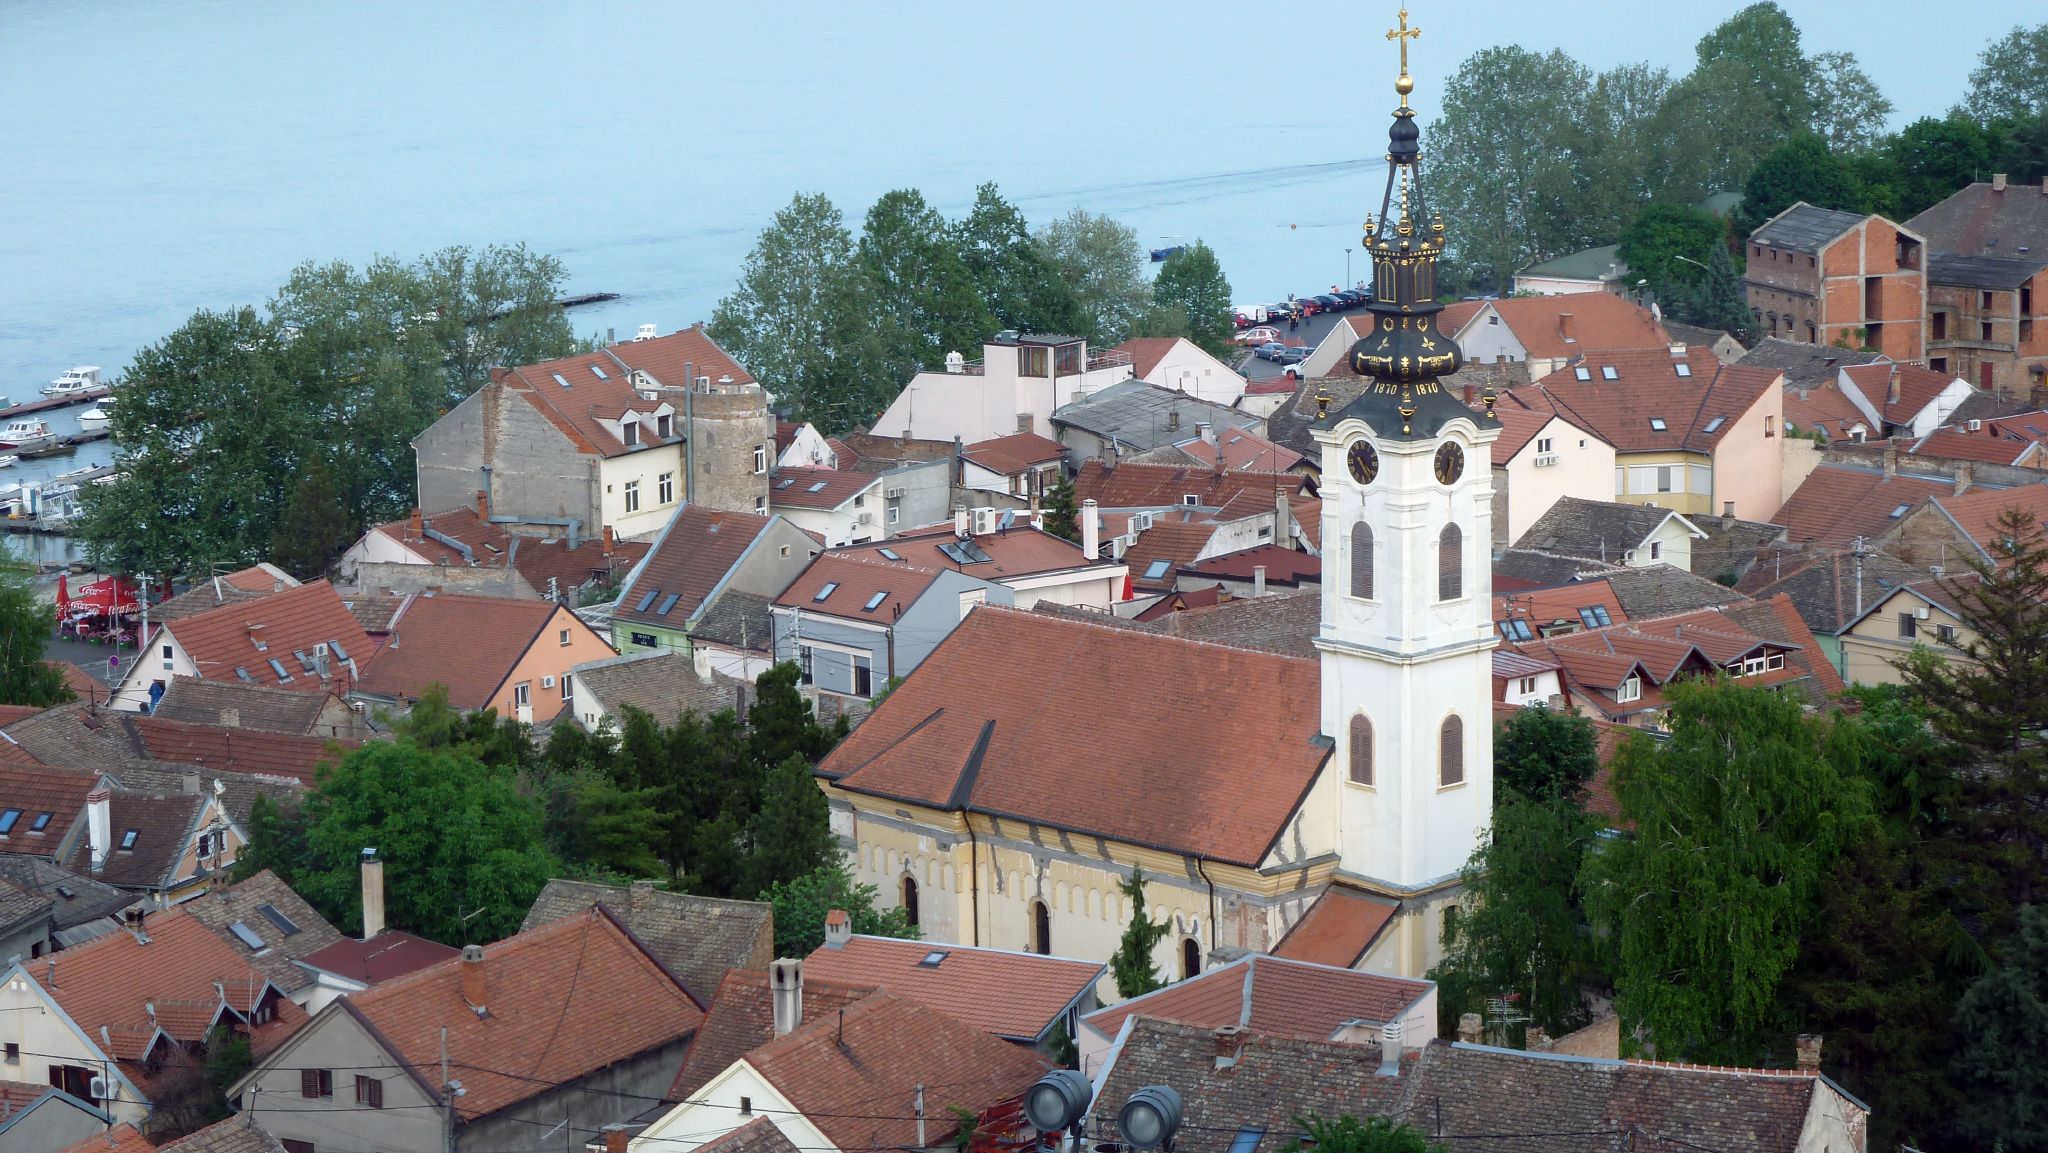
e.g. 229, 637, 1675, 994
1926, 483, 2048, 562
349, 907, 702, 1122
1181, 544, 1322, 585
615, 506, 776, 629
358, 596, 598, 717
963, 432, 1065, 475
1842, 363, 1962, 425
802, 935, 1104, 1042
1083, 954, 1430, 1044
0, 766, 93, 855
1271, 885, 1400, 968
834, 525, 1104, 582
1908, 427, 2043, 466
1781, 384, 1870, 438
299, 931, 460, 986
500, 328, 754, 460
1495, 579, 1628, 637
1130, 586, 1226, 621
667, 969, 876, 1101
823, 609, 1327, 866
1112, 337, 1184, 380
1772, 465, 1951, 548
1438, 299, 1485, 337
1074, 460, 1305, 511
1122, 516, 1222, 590
56, 1123, 154, 1153
1516, 349, 1781, 454
768, 466, 878, 510
131, 717, 355, 784
774, 554, 947, 621
1485, 293, 1671, 360
162, 581, 373, 695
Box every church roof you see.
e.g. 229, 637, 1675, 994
1314, 378, 1499, 443
819, 608, 1327, 867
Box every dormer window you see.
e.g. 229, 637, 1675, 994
1183, 494, 1199, 506
658, 413, 673, 438
1617, 675, 1641, 704
621, 420, 639, 447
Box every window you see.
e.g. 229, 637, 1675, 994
1350, 521, 1374, 599
1182, 939, 1202, 980
1518, 676, 1538, 696
1898, 612, 1918, 639
1019, 346, 1049, 376
1437, 524, 1462, 601
301, 1069, 334, 1099
514, 682, 532, 709
1183, 494, 1200, 506
888, 505, 900, 525
1933, 312, 1948, 340
1573, 366, 1591, 381
4, 1043, 17, 1064
1031, 900, 1052, 955
852, 655, 873, 698
901, 876, 920, 927
559, 628, 571, 648
813, 581, 838, 602
755, 497, 767, 515
862, 590, 888, 612
1764, 416, 1776, 438
658, 471, 676, 504
1675, 363, 1692, 378
1438, 715, 1464, 787
1648, 541, 1662, 561
1348, 714, 1374, 787
355, 1076, 383, 1109
1601, 365, 1618, 380
0, 809, 18, 835
657, 414, 673, 439
29, 811, 51, 833
119, 829, 139, 852
623, 479, 641, 514
1143, 559, 1171, 581
1649, 417, 1667, 432
1617, 675, 1641, 704
162, 644, 172, 659
1536, 437, 1553, 454
1497, 618, 1533, 642
1936, 624, 1958, 644
621, 420, 639, 447
753, 445, 768, 474
562, 673, 573, 704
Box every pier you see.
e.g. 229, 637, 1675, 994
0, 389, 108, 420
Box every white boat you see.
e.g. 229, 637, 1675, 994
77, 404, 110, 433
0, 456, 19, 470
42, 366, 101, 398
0, 419, 56, 452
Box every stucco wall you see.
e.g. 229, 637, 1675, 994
1500, 419, 1616, 547
491, 607, 617, 724
242, 1010, 444, 1153
0, 974, 147, 1125
0, 1095, 107, 1153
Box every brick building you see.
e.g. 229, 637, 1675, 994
1745, 202, 1926, 362
1908, 176, 2048, 400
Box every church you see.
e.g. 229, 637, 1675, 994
814, 26, 1500, 983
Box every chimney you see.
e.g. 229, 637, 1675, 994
1463, 383, 1477, 404
1887, 367, 1901, 406
460, 944, 487, 1015
1795, 1033, 1823, 1071
1955, 461, 1975, 496
692, 646, 713, 683
1253, 565, 1267, 598
86, 789, 111, 869
1081, 499, 1100, 561
1526, 1025, 1550, 1051
1167, 410, 1181, 433
1213, 1025, 1244, 1070
602, 525, 615, 558
954, 505, 969, 540
409, 508, 423, 539
1457, 1013, 1482, 1044
1016, 413, 1033, 435
220, 707, 241, 729
1196, 421, 1215, 445
1992, 173, 2008, 193
603, 1126, 631, 1153
475, 489, 490, 520
1882, 441, 1898, 477
823, 908, 852, 949
1558, 312, 1575, 341
360, 848, 385, 940
1377, 1020, 1404, 1077
1723, 500, 1735, 518
1212, 441, 1225, 477
1275, 485, 1294, 551
769, 958, 804, 1037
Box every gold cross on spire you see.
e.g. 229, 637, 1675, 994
1386, 8, 1420, 102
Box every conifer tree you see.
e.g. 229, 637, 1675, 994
1111, 867, 1171, 999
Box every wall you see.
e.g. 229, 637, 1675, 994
110, 626, 203, 711
489, 606, 618, 724
1928, 270, 2047, 398
457, 1036, 690, 1153
597, 447, 687, 542
633, 1064, 822, 1153
777, 424, 835, 469
773, 573, 1012, 699
1500, 418, 1617, 547
1455, 309, 1527, 367
1709, 381, 1788, 523
0, 1094, 106, 1153
1510, 275, 1612, 297
872, 459, 951, 535
1614, 450, 1714, 516
1840, 593, 1973, 687
773, 487, 881, 548
1500, 669, 1563, 707
0, 912, 50, 966
683, 385, 775, 519
1140, 340, 1248, 408
0, 973, 146, 1126
241, 1009, 444, 1153
350, 562, 532, 600
336, 530, 426, 584
416, 384, 600, 535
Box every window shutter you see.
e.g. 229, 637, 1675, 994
1350, 521, 1374, 599
1439, 715, 1465, 787
301, 1069, 320, 1099
357, 1075, 383, 1108
1348, 715, 1374, 786
1438, 525, 1463, 601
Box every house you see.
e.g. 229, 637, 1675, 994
0, 1080, 111, 1153
565, 650, 749, 732
1838, 577, 1976, 686
665, 969, 876, 1103
520, 878, 774, 1005
1494, 649, 1566, 706
1736, 336, 1889, 388
1770, 460, 1954, 549
960, 431, 1065, 503
232, 908, 703, 1153
1508, 346, 1787, 520
1744, 202, 1927, 360
1457, 293, 1672, 378
106, 581, 373, 714
1737, 548, 1925, 680
1291, 302, 1485, 381
1882, 481, 2048, 569
1049, 380, 1263, 465
1834, 362, 1975, 438
355, 594, 615, 725
1908, 423, 2048, 468
177, 870, 346, 1009
1511, 243, 1630, 296
1493, 577, 1630, 645
830, 521, 1126, 611
67, 785, 245, 907
1518, 497, 1710, 571
805, 917, 1104, 1049
336, 504, 648, 602
289, 858, 459, 1012
1661, 320, 1747, 363
770, 554, 1013, 701
0, 767, 96, 870
1907, 175, 2048, 396
0, 876, 54, 964
772, 420, 838, 470
0, 858, 139, 951
630, 989, 1048, 1153
1124, 424, 1308, 482
767, 467, 886, 547
1110, 336, 1247, 406
608, 507, 819, 670
0, 909, 305, 1125
1782, 380, 1875, 442
148, 680, 364, 740
1487, 406, 1616, 549
415, 327, 773, 539
870, 332, 1136, 446
1088, 1018, 1868, 1153
148, 566, 300, 625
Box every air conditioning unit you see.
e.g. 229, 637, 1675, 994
1532, 454, 1560, 468
855, 511, 874, 525
1133, 512, 1154, 531
89, 1076, 110, 1100
971, 507, 999, 535
541, 675, 556, 688
1916, 605, 1931, 620
885, 487, 905, 499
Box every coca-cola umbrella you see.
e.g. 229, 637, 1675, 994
63, 575, 142, 619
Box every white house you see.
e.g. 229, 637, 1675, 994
1518, 496, 1711, 571
774, 421, 838, 469
1113, 337, 1248, 406
870, 333, 1134, 446
1836, 362, 1976, 438
1488, 407, 1617, 550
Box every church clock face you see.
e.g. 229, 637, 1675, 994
1433, 440, 1465, 485
1346, 440, 1379, 485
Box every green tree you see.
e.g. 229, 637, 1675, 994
1997, 111, 2048, 187
1042, 474, 1079, 542
854, 189, 997, 415
953, 183, 1090, 338
709, 193, 863, 427
1733, 136, 1861, 237
269, 458, 354, 579
1147, 241, 1235, 358
1954, 904, 2048, 1152
1110, 866, 1171, 999
1280, 1115, 1442, 1153
0, 564, 70, 707
761, 860, 918, 957
1617, 203, 1727, 313
1804, 51, 1893, 154
232, 794, 313, 883
1586, 677, 1869, 1063
1684, 241, 1755, 341
1576, 63, 1677, 239
1963, 23, 2048, 124
559, 774, 668, 880
1888, 115, 2000, 218
1034, 209, 1152, 344
1492, 703, 1599, 803
742, 754, 836, 896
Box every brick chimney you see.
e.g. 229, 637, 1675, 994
1882, 441, 1899, 477
1457, 1013, 1482, 1044
460, 944, 487, 1015
769, 958, 803, 1037
602, 525, 615, 558
1213, 1025, 1244, 1070
1887, 367, 1901, 407
1795, 1033, 1823, 1071
475, 489, 490, 519
409, 509, 424, 539
823, 909, 852, 949
1992, 173, 2008, 193
603, 1126, 631, 1153
360, 848, 385, 940
1274, 485, 1293, 551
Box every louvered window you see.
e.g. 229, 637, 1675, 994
1350, 521, 1374, 599
1438, 524, 1463, 601
300, 1069, 332, 1099
355, 1076, 383, 1108
1439, 715, 1465, 787
1348, 715, 1374, 786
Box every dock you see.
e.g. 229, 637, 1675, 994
0, 518, 72, 537
0, 389, 108, 420
17, 430, 109, 459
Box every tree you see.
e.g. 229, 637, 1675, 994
1280, 1114, 1443, 1153
232, 794, 313, 883
1684, 240, 1755, 341
953, 183, 1089, 338
1804, 51, 1893, 154
1034, 209, 1152, 345
854, 189, 996, 417
1617, 204, 1726, 315
1042, 474, 1079, 542
1492, 703, 1598, 804
1997, 111, 2048, 187
1888, 116, 2000, 218
742, 754, 836, 896
1645, 5, 1816, 203
710, 193, 861, 426
0, 564, 69, 708
1110, 866, 1171, 999
269, 458, 354, 578
1963, 23, 2048, 124
761, 860, 917, 957
1576, 63, 1677, 240
1147, 241, 1235, 359
1954, 904, 2048, 1151
1585, 677, 1870, 1063
558, 774, 668, 880
1733, 136, 1861, 237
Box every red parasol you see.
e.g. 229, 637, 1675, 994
65, 576, 141, 618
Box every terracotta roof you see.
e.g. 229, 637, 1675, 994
130, 717, 354, 784
615, 506, 778, 630
666, 969, 876, 1101
368, 505, 510, 567
774, 554, 946, 621
0, 766, 94, 856
298, 930, 458, 986
1771, 465, 1951, 548
1841, 363, 1963, 425
177, 870, 347, 997
1908, 427, 2043, 466
1780, 383, 1870, 438
150, 566, 298, 624
962, 431, 1065, 475
1180, 544, 1321, 585
1262, 363, 1532, 460
834, 524, 1106, 583
513, 535, 649, 598
349, 907, 702, 1123
342, 593, 406, 634
1495, 578, 1629, 638
691, 1119, 799, 1153
1133, 428, 1305, 475
1122, 516, 1222, 590
149, 680, 337, 736
803, 935, 1104, 1042
1438, 299, 1485, 337
1270, 885, 1400, 968
1515, 348, 1781, 453
742, 991, 1048, 1153
56, 1123, 154, 1153
768, 466, 877, 510
66, 790, 208, 891
1925, 483, 2048, 563
358, 595, 596, 716
1483, 293, 1671, 360
158, 1114, 290, 1153
161, 580, 373, 694
50, 662, 107, 706
1084, 954, 1429, 1045
1074, 459, 1302, 511
500, 328, 755, 460
825, 609, 1326, 867
521, 879, 774, 1005
1111, 336, 1184, 379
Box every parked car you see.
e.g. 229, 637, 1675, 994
1234, 326, 1281, 346
1313, 294, 1344, 312
1335, 289, 1370, 307
1291, 298, 1321, 318
1254, 342, 1287, 361
1276, 345, 1312, 365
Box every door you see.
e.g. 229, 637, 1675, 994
1981, 363, 1995, 391
513, 681, 532, 723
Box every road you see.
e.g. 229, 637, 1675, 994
1232, 305, 1357, 382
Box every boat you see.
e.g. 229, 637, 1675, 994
77, 403, 111, 434
42, 366, 101, 399
0, 419, 57, 452
1149, 245, 1185, 263
0, 456, 19, 470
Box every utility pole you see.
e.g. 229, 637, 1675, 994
1852, 536, 1868, 618
683, 360, 696, 507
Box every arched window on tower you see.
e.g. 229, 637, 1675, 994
1438, 524, 1463, 601
900, 875, 920, 928
1348, 714, 1374, 787
1350, 521, 1374, 599
1031, 900, 1051, 955
1181, 938, 1202, 980
1439, 714, 1465, 787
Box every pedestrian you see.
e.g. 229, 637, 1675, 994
1288, 310, 1299, 333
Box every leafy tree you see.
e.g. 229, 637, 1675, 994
762, 860, 917, 957
710, 193, 861, 426
1045, 1018, 1078, 1068
391, 684, 535, 771
1280, 1114, 1443, 1153
1492, 703, 1598, 803
742, 754, 836, 896
232, 794, 313, 883
1585, 677, 1869, 1063
1617, 204, 1726, 314
1963, 23, 2048, 124
0, 564, 70, 707
1888, 115, 2000, 218
1147, 241, 1234, 359
269, 458, 354, 578
1110, 866, 1171, 999
1042, 474, 1079, 542
1997, 111, 2048, 187
953, 183, 1090, 338
1954, 903, 2048, 1151
1034, 209, 1152, 345
1577, 64, 1677, 238
559, 774, 668, 880
1733, 136, 1861, 237
1804, 51, 1893, 154
854, 189, 996, 416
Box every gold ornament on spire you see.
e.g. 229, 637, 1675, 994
1386, 9, 1420, 104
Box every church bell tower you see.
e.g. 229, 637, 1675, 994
1313, 10, 1500, 969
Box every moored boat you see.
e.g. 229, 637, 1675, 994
42, 366, 101, 398
0, 419, 57, 452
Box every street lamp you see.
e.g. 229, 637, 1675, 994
1345, 247, 1353, 286
1673, 254, 1709, 273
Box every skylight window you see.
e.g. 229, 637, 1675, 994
329, 641, 351, 664
551, 373, 571, 388
862, 591, 888, 612
119, 829, 139, 851
258, 904, 301, 936
1889, 503, 1910, 518
1143, 560, 1171, 580
0, 810, 19, 835
234, 667, 253, 682
1574, 367, 1591, 381
1703, 417, 1726, 434
813, 582, 839, 602
1228, 1129, 1267, 1153
917, 950, 949, 968
1649, 418, 1667, 431
656, 593, 681, 616
589, 364, 608, 379
635, 589, 660, 613
1600, 366, 1618, 380
268, 658, 292, 682
1496, 619, 1534, 642
29, 812, 51, 832
1675, 363, 1692, 378
806, 481, 829, 493
776, 478, 794, 489
877, 548, 902, 561
1579, 605, 1612, 628
227, 922, 266, 950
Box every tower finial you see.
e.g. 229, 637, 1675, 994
1386, 9, 1421, 104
